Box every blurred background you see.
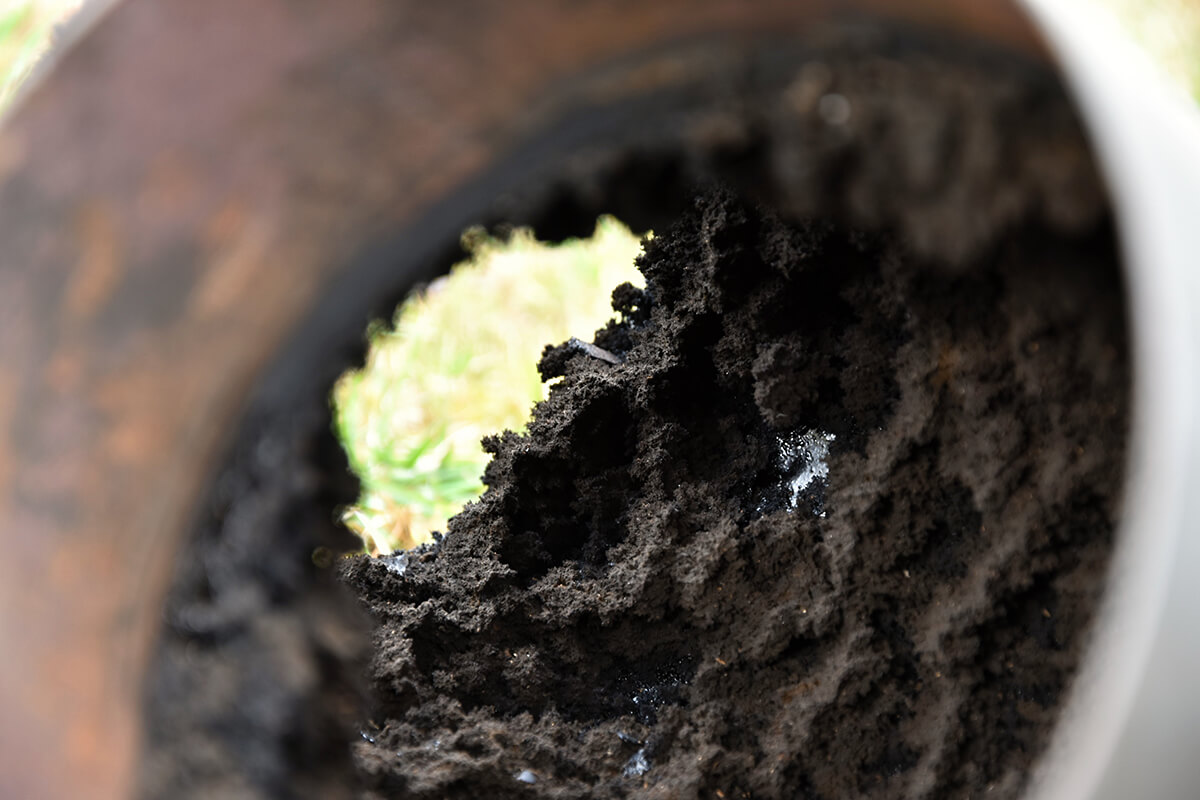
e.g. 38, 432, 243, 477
3, 0, 1196, 554
0, 0, 79, 107
10, 0, 1195, 111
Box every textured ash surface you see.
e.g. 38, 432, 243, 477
138, 29, 1127, 800
342, 185, 1128, 799
138, 406, 369, 800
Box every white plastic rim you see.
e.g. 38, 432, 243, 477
1017, 1, 1200, 799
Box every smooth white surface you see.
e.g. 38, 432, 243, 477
1018, 1, 1200, 798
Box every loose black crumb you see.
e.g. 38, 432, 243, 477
342, 184, 1128, 799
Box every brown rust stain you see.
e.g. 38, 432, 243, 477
0, 129, 28, 183
0, 507, 135, 800
0, 374, 15, 515
64, 204, 123, 321
44, 349, 85, 393
190, 200, 272, 318
49, 545, 136, 797
136, 151, 197, 220
94, 368, 178, 469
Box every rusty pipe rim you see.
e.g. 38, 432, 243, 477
3, 0, 1193, 798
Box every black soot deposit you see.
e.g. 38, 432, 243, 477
342, 187, 1129, 799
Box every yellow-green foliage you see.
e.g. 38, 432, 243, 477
334, 217, 645, 553
1, 4, 44, 107
0, 1, 79, 110
1104, 0, 1200, 101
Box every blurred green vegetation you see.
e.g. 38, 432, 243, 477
1, 3, 45, 107
1106, 0, 1200, 100
0, 1, 78, 110
333, 219, 645, 553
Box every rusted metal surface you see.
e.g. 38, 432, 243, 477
0, 1, 1044, 798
